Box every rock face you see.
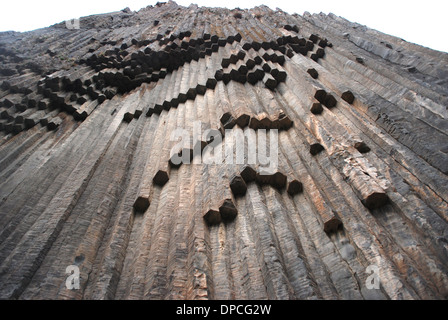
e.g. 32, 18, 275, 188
0, 2, 447, 300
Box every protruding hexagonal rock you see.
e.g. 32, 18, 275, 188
323, 94, 337, 108
237, 50, 246, 60
39, 117, 49, 127
24, 118, 36, 129
262, 52, 271, 62
211, 43, 219, 52
277, 37, 285, 47
236, 74, 248, 85
12, 123, 24, 134
151, 73, 160, 82
290, 44, 309, 56
323, 215, 343, 234
0, 109, 10, 120
310, 143, 325, 156
221, 58, 231, 68
230, 175, 247, 197
170, 98, 179, 108
276, 55, 286, 66
47, 117, 63, 130
262, 63, 271, 73
146, 108, 154, 117
203, 208, 221, 226
153, 170, 169, 186
77, 96, 88, 105
173, 87, 187, 101
226, 36, 235, 44
247, 68, 264, 85
251, 42, 261, 51
270, 172, 287, 190
269, 40, 279, 50
222, 72, 231, 84
247, 71, 258, 85
257, 112, 271, 129
310, 53, 319, 62
220, 111, 236, 129
189, 38, 198, 48
196, 84, 207, 95
133, 196, 150, 213
186, 88, 197, 100
242, 43, 252, 50
234, 33, 242, 42
210, 35, 219, 43
310, 102, 323, 115
3, 122, 13, 134
153, 104, 164, 114
362, 192, 389, 210
214, 69, 224, 81
261, 41, 271, 50
134, 110, 142, 119
263, 74, 278, 91
270, 69, 287, 83
305, 40, 315, 51
309, 34, 320, 44
255, 171, 273, 186
316, 48, 325, 59
220, 111, 232, 125
341, 90, 355, 104
318, 38, 328, 48
307, 68, 319, 79
14, 115, 24, 124
206, 78, 217, 89
219, 199, 238, 222
248, 116, 260, 130
354, 141, 371, 153
218, 39, 227, 47
205, 47, 213, 56
246, 59, 256, 70
314, 89, 327, 104
253, 56, 263, 65
180, 41, 189, 50
275, 110, 293, 130
230, 69, 244, 82
240, 165, 257, 183
287, 180, 303, 196
238, 64, 249, 75
235, 114, 250, 129
38, 100, 49, 110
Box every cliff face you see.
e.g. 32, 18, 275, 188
0, 1, 447, 300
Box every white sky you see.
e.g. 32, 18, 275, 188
0, 0, 447, 53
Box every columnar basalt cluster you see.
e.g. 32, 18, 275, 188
0, 2, 447, 300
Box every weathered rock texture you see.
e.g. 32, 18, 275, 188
0, 1, 447, 300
